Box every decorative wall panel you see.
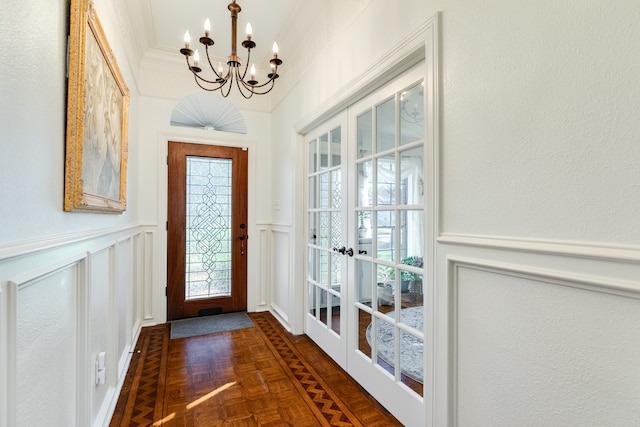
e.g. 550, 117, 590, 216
450, 262, 640, 426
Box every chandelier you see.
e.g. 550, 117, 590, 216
179, 1, 283, 98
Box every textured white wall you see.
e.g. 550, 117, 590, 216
440, 0, 640, 244
17, 268, 78, 426
0, 0, 139, 245
455, 266, 640, 425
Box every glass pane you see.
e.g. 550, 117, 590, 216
375, 317, 395, 377
185, 156, 232, 300
308, 283, 316, 317
359, 309, 372, 358
401, 273, 424, 314
309, 138, 317, 173
308, 212, 317, 244
376, 155, 396, 206
307, 247, 316, 281
331, 170, 342, 208
330, 211, 341, 252
376, 210, 395, 262
319, 133, 329, 170
320, 289, 329, 323
400, 146, 424, 205
318, 212, 329, 247
308, 176, 316, 209
330, 127, 341, 166
330, 251, 341, 289
330, 296, 341, 334
319, 249, 330, 286
399, 210, 424, 268
376, 264, 394, 309
357, 161, 373, 207
400, 82, 424, 145
357, 110, 372, 158
357, 210, 372, 252
357, 259, 373, 305
400, 329, 424, 397
376, 97, 395, 153
319, 173, 329, 208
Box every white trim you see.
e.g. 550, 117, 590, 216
294, 21, 430, 136
0, 224, 140, 261
438, 233, 640, 264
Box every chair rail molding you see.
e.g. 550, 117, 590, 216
438, 233, 640, 264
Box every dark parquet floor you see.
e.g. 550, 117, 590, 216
110, 311, 402, 426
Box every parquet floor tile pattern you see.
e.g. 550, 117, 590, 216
110, 312, 402, 426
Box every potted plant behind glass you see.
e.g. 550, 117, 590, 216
401, 256, 423, 301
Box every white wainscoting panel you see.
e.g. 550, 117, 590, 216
270, 228, 291, 324
14, 258, 84, 426
257, 227, 269, 309
116, 238, 132, 378
88, 245, 113, 425
143, 229, 155, 321
450, 260, 640, 426
0, 226, 149, 427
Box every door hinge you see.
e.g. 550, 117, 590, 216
166, 155, 169, 165
166, 221, 168, 231
165, 287, 168, 296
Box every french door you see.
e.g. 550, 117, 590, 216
305, 113, 348, 367
305, 66, 426, 426
167, 142, 248, 320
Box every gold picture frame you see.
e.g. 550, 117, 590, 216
64, 0, 130, 213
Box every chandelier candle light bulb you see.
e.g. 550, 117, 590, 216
183, 30, 190, 48
179, 0, 283, 98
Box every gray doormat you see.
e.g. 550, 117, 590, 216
170, 311, 254, 339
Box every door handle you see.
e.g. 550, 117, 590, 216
239, 234, 246, 240
345, 248, 354, 257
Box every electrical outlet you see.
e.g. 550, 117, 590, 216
95, 352, 106, 385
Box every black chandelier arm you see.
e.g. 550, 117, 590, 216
233, 70, 256, 99
242, 69, 278, 90
238, 75, 276, 95
238, 47, 252, 81
203, 45, 228, 81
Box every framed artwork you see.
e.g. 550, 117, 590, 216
64, 0, 130, 213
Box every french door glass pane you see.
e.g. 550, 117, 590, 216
357, 161, 373, 207
331, 127, 342, 166
358, 309, 372, 358
308, 212, 317, 244
400, 82, 424, 145
376, 155, 396, 206
357, 110, 372, 158
309, 139, 317, 173
319, 173, 329, 208
375, 316, 396, 377
356, 259, 373, 304
185, 156, 232, 300
331, 297, 341, 334
308, 176, 316, 208
376, 97, 395, 153
319, 133, 329, 170
308, 247, 316, 281
400, 146, 424, 205
331, 170, 342, 208
376, 210, 395, 262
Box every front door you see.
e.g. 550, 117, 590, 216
167, 142, 248, 320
